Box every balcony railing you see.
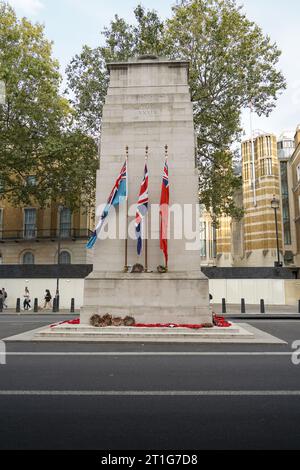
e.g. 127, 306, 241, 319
0, 228, 93, 242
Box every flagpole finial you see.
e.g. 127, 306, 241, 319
165, 145, 168, 158
145, 145, 149, 161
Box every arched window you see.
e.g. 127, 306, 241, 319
59, 251, 71, 265
23, 252, 35, 265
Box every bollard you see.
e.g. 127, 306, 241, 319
56, 295, 60, 313
0, 298, 3, 313
70, 298, 75, 314
16, 298, 21, 313
298, 300, 300, 314
222, 298, 227, 314
52, 297, 57, 313
241, 298, 246, 314
34, 298, 38, 313
260, 299, 265, 314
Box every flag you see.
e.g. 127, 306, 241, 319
160, 157, 169, 266
135, 163, 149, 255
86, 161, 127, 249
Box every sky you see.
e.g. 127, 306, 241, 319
6, 0, 300, 139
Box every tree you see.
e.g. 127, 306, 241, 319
0, 2, 98, 211
66, 0, 286, 217
166, 0, 285, 217
66, 5, 166, 135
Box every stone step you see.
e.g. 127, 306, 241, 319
35, 325, 254, 341
52, 325, 241, 334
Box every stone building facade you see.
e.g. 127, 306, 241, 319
289, 126, 300, 267
241, 132, 283, 267
0, 199, 93, 265
201, 130, 299, 268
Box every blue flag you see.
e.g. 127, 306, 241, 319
86, 161, 127, 249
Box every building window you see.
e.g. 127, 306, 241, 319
244, 164, 249, 181
60, 208, 72, 239
24, 208, 37, 239
280, 161, 291, 245
258, 138, 263, 157
260, 159, 266, 176
26, 176, 37, 187
23, 252, 35, 265
0, 208, 3, 239
277, 139, 294, 159
59, 251, 71, 265
266, 136, 272, 156
266, 158, 272, 176
200, 222, 207, 258
209, 224, 217, 259
0, 178, 5, 195
297, 164, 300, 182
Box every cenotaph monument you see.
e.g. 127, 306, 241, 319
81, 56, 211, 325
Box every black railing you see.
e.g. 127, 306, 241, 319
0, 228, 93, 242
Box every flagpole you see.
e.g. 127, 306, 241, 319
145, 145, 149, 273
165, 144, 169, 271
124, 146, 129, 272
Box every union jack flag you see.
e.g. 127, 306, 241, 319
160, 157, 169, 266
135, 163, 149, 256
86, 160, 127, 249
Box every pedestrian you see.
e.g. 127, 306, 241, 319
0, 289, 4, 311
43, 289, 52, 310
2, 288, 8, 309
23, 287, 31, 311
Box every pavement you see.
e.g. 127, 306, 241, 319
1, 314, 300, 449
0, 309, 79, 315
1, 303, 299, 317
213, 303, 300, 320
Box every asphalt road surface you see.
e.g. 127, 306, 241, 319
1, 314, 300, 450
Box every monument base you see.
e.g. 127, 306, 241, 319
81, 271, 211, 325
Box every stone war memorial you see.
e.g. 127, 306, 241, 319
22, 56, 281, 343
81, 55, 211, 326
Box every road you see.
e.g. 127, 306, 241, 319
0, 314, 300, 450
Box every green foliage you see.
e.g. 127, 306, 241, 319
66, 45, 107, 135
0, 2, 98, 210
66, 5, 166, 135
0, 0, 286, 221
66, 1, 285, 219
166, 0, 285, 217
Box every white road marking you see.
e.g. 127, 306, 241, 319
0, 390, 299, 397
1, 352, 294, 357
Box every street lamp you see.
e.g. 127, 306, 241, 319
56, 205, 64, 310
271, 196, 282, 268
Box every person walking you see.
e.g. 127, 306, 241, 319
0, 289, 4, 311
23, 287, 31, 311
43, 289, 52, 310
2, 288, 8, 309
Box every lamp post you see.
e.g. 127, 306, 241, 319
56, 205, 63, 309
271, 196, 282, 268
